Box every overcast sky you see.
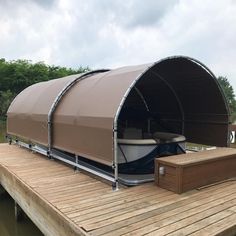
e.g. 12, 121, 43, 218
0, 0, 236, 92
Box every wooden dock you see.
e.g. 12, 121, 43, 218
0, 143, 236, 236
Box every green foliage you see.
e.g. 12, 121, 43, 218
217, 76, 236, 121
0, 120, 6, 143
0, 90, 14, 118
0, 58, 89, 118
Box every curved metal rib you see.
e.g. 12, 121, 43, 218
47, 69, 110, 155
134, 86, 150, 112
150, 70, 185, 134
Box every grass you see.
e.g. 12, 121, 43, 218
186, 142, 213, 151
187, 141, 236, 150
0, 120, 6, 143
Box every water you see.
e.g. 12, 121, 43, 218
0, 192, 43, 236
0, 122, 43, 236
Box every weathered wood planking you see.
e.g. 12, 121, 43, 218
155, 148, 236, 193
0, 143, 236, 236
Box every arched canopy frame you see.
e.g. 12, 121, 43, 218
47, 69, 110, 155
7, 56, 230, 190
113, 56, 230, 186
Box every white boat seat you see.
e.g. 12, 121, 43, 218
153, 132, 186, 143
118, 132, 185, 145
118, 139, 157, 145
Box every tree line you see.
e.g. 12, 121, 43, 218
0, 59, 89, 118
0, 58, 236, 121
218, 76, 236, 120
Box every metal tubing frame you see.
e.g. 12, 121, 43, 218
47, 69, 110, 155
7, 55, 230, 191
134, 86, 150, 112
113, 66, 154, 191
113, 62, 183, 191
112, 127, 119, 191
150, 70, 185, 134
7, 135, 154, 186
75, 155, 79, 172
113, 55, 230, 191
46, 69, 124, 188
180, 56, 231, 146
190, 60, 231, 147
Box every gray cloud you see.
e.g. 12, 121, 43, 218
115, 0, 179, 28
80, 0, 179, 29
0, 0, 55, 8
0, 0, 236, 92
33, 0, 55, 7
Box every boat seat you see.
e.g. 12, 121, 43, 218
118, 139, 157, 145
153, 132, 185, 143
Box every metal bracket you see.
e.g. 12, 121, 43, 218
112, 180, 119, 191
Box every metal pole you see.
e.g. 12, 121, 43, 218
47, 119, 52, 158
112, 72, 150, 191
75, 155, 80, 172
47, 70, 110, 160
134, 86, 150, 112
14, 202, 24, 222
113, 126, 119, 191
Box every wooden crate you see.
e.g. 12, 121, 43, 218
155, 148, 236, 194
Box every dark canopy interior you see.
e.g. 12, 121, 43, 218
118, 57, 230, 147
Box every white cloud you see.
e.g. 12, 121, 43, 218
0, 0, 236, 92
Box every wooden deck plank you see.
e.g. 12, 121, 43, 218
0, 150, 88, 236
75, 193, 185, 226
0, 143, 236, 236
42, 180, 105, 197
64, 187, 168, 213
69, 191, 173, 220
36, 180, 99, 195
84, 184, 236, 232
56, 184, 157, 210
32, 176, 91, 189
47, 185, 110, 203
136, 197, 236, 236
91, 183, 236, 236
54, 187, 113, 203
34, 176, 95, 190
190, 211, 236, 236
12, 165, 71, 174
167, 207, 236, 236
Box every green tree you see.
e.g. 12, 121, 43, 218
217, 76, 236, 121
0, 90, 14, 119
0, 58, 89, 119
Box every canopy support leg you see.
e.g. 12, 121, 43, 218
74, 155, 80, 172
113, 127, 119, 191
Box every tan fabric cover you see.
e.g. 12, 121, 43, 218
7, 75, 80, 145
7, 57, 230, 166
8, 65, 148, 165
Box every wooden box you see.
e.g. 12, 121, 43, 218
155, 148, 236, 194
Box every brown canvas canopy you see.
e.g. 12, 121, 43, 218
7, 56, 230, 168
